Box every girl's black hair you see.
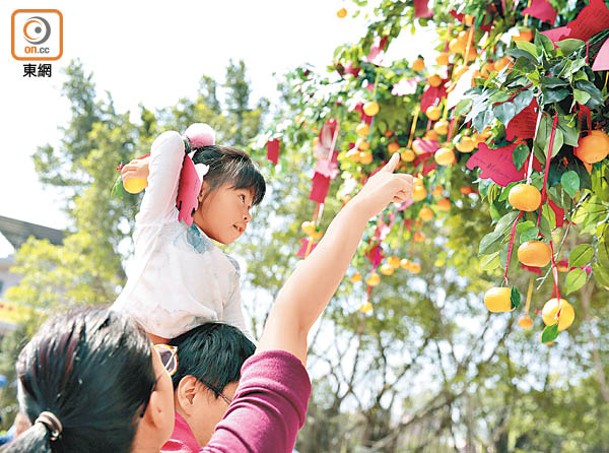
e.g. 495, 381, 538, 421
4, 308, 156, 453
192, 145, 266, 206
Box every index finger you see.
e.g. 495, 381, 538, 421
380, 152, 400, 174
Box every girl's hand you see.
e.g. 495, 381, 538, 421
121, 156, 150, 182
351, 153, 413, 219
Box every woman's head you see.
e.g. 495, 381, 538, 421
192, 145, 266, 244
10, 308, 157, 453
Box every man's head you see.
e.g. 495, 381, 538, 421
168, 323, 255, 447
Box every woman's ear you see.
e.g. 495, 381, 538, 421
175, 376, 199, 416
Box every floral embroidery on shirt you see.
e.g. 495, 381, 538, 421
186, 223, 212, 253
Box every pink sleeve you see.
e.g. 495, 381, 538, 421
137, 131, 186, 224
201, 350, 311, 453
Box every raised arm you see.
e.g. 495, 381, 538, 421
257, 153, 413, 364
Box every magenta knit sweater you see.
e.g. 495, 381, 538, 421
163, 350, 311, 453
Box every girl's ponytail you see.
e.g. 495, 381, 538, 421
0, 422, 53, 453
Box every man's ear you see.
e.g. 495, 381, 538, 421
176, 375, 199, 416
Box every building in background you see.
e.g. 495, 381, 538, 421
0, 215, 63, 332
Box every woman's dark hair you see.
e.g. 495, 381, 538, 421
4, 308, 156, 453
169, 322, 255, 396
192, 145, 266, 206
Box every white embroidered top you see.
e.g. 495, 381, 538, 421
111, 131, 247, 339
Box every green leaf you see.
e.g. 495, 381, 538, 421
568, 244, 594, 267
574, 80, 604, 108
541, 87, 569, 105
592, 263, 609, 289
535, 32, 555, 54
520, 226, 540, 243
555, 38, 585, 55
515, 40, 539, 58
565, 268, 588, 295
557, 115, 580, 147
560, 171, 580, 197
507, 49, 538, 64
510, 287, 521, 309
494, 211, 520, 235
512, 90, 534, 115
541, 76, 569, 88
480, 252, 500, 271
479, 231, 504, 255
493, 102, 517, 127
541, 323, 559, 343
473, 109, 494, 133
573, 89, 591, 105
541, 204, 556, 230
516, 220, 536, 233
512, 143, 530, 170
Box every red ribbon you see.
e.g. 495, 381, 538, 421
504, 211, 524, 285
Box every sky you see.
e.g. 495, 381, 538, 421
0, 0, 434, 255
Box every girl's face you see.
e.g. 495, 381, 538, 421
193, 183, 254, 245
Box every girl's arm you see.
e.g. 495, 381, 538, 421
136, 131, 187, 224
257, 154, 413, 364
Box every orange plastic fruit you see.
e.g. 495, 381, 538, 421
517, 240, 552, 267
517, 315, 534, 330
123, 177, 147, 194
434, 147, 456, 166
436, 52, 449, 66
542, 298, 575, 331
337, 7, 347, 18
400, 149, 416, 162
387, 142, 401, 154
484, 287, 514, 313
574, 130, 609, 164
412, 58, 425, 72
455, 136, 475, 153
508, 184, 542, 212
426, 105, 442, 121
363, 101, 380, 116
433, 120, 449, 136
418, 207, 434, 222
437, 198, 451, 212
356, 123, 370, 137
366, 272, 381, 287
428, 74, 443, 87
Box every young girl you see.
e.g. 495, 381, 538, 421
111, 124, 266, 341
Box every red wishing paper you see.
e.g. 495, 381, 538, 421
592, 37, 609, 71
366, 244, 385, 267
176, 155, 204, 226
420, 84, 447, 112
309, 172, 331, 203
414, 0, 433, 18
566, 0, 609, 42
505, 98, 539, 141
522, 0, 557, 24
266, 139, 280, 165
542, 26, 570, 42
466, 143, 525, 187
296, 238, 317, 258
549, 199, 565, 228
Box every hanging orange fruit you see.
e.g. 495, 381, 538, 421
574, 130, 609, 164
426, 105, 442, 121
412, 57, 425, 72
508, 184, 542, 212
484, 287, 513, 313
433, 120, 449, 136
542, 298, 575, 331
434, 147, 456, 166
517, 241, 552, 267
363, 101, 380, 116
